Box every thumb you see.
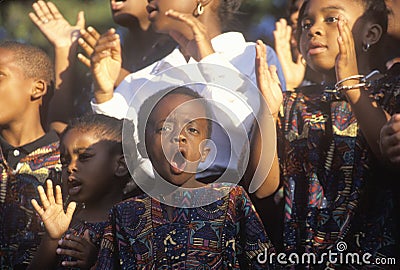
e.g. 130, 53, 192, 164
76, 11, 85, 29
83, 229, 91, 242
66, 201, 77, 220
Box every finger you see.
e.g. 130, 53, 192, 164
28, 12, 42, 27
56, 246, 82, 258
165, 9, 203, 36
78, 38, 94, 57
46, 1, 62, 20
55, 185, 63, 205
83, 229, 91, 242
76, 11, 85, 29
79, 29, 98, 50
87, 26, 101, 41
269, 65, 281, 85
255, 40, 266, 90
37, 0, 54, 20
46, 179, 55, 204
77, 53, 91, 68
61, 260, 80, 267
66, 202, 77, 220
31, 2, 46, 20
31, 199, 45, 217
37, 185, 50, 209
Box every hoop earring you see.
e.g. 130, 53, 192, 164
193, 2, 204, 17
363, 43, 370, 53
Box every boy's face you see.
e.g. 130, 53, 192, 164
298, 0, 364, 73
0, 48, 35, 125
145, 93, 210, 187
60, 129, 120, 204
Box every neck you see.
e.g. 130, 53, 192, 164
1, 112, 45, 147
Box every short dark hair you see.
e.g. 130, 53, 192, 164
62, 113, 137, 164
0, 41, 55, 126
0, 41, 54, 91
137, 86, 212, 145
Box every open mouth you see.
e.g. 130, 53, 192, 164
68, 180, 83, 196
111, 0, 126, 11
170, 150, 187, 174
146, 4, 158, 20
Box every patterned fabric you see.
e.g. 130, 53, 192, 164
95, 183, 275, 269
56, 219, 108, 270
0, 139, 61, 269
280, 71, 400, 269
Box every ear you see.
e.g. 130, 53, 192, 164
114, 154, 129, 178
199, 141, 210, 163
363, 22, 383, 47
31, 79, 47, 100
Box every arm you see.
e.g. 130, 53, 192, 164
29, 1, 85, 133
28, 180, 76, 269
242, 40, 282, 199
335, 16, 390, 157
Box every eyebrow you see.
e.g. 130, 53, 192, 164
73, 147, 93, 154
321, 6, 345, 12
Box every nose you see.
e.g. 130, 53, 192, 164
308, 22, 323, 37
172, 132, 187, 144
67, 160, 77, 174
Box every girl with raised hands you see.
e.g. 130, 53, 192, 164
28, 114, 138, 269
258, 0, 398, 267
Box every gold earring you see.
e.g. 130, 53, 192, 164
194, 2, 204, 17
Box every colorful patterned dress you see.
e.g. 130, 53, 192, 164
0, 138, 61, 269
95, 183, 275, 269
280, 69, 400, 269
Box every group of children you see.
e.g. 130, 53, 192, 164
0, 0, 399, 269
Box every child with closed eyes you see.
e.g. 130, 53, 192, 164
28, 114, 139, 269
257, 0, 398, 267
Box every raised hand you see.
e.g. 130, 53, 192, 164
165, 9, 215, 61
335, 15, 359, 84
255, 40, 283, 119
380, 114, 400, 165
29, 1, 85, 48
79, 28, 122, 104
77, 26, 101, 68
57, 230, 98, 269
31, 180, 76, 240
273, 18, 306, 90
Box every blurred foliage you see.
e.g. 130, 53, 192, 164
0, 0, 290, 54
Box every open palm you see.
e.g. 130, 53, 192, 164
31, 180, 76, 240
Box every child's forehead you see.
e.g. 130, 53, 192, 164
155, 93, 206, 113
